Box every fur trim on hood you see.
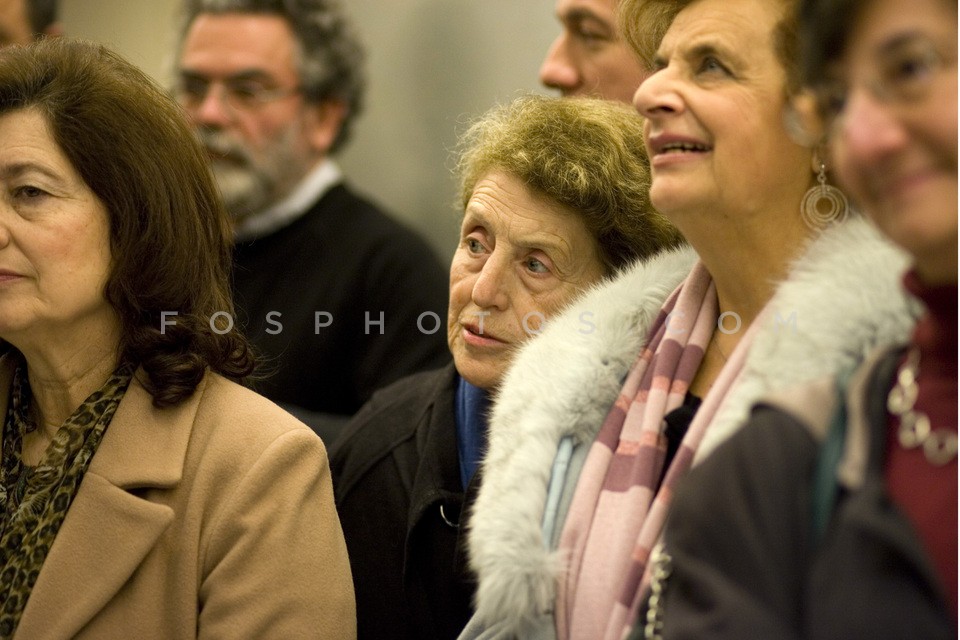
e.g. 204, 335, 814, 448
467, 218, 916, 634
467, 246, 697, 634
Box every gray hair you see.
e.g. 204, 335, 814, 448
179, 0, 366, 153
455, 95, 685, 275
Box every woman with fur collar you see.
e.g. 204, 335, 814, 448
330, 95, 684, 640
461, 0, 917, 638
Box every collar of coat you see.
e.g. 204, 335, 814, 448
0, 355, 204, 639
466, 217, 918, 633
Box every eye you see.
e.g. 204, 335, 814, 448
12, 185, 47, 201
465, 237, 486, 255
697, 55, 729, 76
227, 81, 268, 104
568, 18, 611, 47
176, 75, 210, 103
525, 256, 549, 274
574, 27, 605, 44
881, 40, 942, 99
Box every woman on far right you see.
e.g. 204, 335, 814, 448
636, 0, 957, 637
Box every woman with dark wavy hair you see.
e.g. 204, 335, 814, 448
0, 38, 354, 639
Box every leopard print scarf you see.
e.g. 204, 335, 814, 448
0, 357, 133, 639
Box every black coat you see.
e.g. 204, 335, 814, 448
232, 182, 450, 435
637, 348, 954, 639
330, 364, 477, 640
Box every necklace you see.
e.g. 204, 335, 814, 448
887, 348, 958, 465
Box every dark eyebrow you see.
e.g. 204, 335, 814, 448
876, 31, 932, 56
561, 7, 613, 31
688, 41, 726, 60
654, 42, 722, 69
0, 161, 70, 189
177, 69, 277, 84
0, 161, 65, 185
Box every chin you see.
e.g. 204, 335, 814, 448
649, 182, 704, 221
871, 203, 957, 257
455, 360, 500, 392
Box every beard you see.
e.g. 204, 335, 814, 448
197, 126, 310, 221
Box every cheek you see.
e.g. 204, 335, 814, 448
67, 217, 112, 284
932, 115, 959, 170
447, 260, 470, 310
526, 278, 593, 326
511, 290, 555, 336
828, 139, 868, 204
536, 289, 572, 319
235, 116, 283, 153
446, 266, 470, 334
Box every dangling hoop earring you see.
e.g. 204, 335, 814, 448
801, 161, 849, 228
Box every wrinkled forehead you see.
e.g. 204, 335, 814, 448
660, 0, 784, 57
180, 12, 302, 82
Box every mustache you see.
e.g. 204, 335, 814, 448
196, 128, 249, 165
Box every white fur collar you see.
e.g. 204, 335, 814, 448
467, 218, 915, 633
467, 246, 697, 632
696, 217, 916, 461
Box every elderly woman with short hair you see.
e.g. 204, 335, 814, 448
0, 38, 354, 639
329, 94, 687, 640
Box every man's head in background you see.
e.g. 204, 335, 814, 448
0, 0, 61, 47
540, 0, 647, 103
174, 0, 365, 221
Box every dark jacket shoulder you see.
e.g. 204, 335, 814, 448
330, 364, 457, 499
657, 405, 818, 639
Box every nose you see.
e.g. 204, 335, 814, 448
633, 68, 683, 119
834, 88, 907, 168
540, 34, 579, 94
471, 254, 510, 310
188, 83, 234, 128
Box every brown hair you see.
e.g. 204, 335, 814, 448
455, 95, 684, 275
620, 0, 803, 93
0, 38, 255, 407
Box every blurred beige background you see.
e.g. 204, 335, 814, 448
60, 0, 558, 262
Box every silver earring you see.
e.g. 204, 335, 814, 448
801, 161, 849, 228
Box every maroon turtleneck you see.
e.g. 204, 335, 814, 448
883, 270, 957, 616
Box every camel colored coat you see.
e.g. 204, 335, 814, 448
3, 357, 356, 639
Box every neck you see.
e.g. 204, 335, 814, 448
681, 204, 812, 397
14, 314, 122, 440
687, 210, 811, 333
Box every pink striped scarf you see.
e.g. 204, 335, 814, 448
555, 261, 757, 640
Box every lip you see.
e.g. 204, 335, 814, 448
202, 141, 245, 162
205, 148, 240, 164
460, 321, 508, 348
645, 132, 713, 168
0, 270, 24, 282
873, 167, 941, 202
